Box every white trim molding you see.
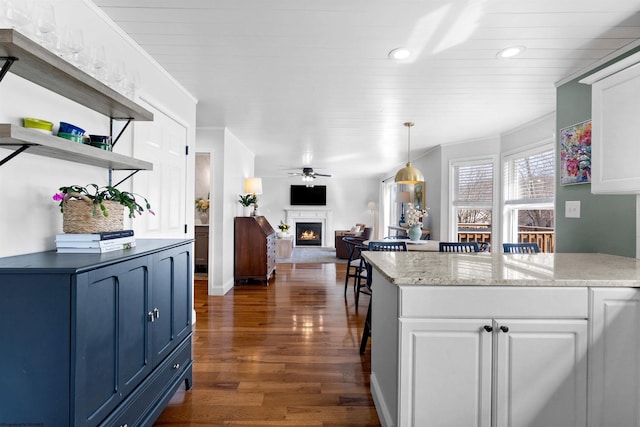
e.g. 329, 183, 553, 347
284, 207, 333, 247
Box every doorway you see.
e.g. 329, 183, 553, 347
195, 153, 211, 276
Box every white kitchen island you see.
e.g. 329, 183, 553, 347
362, 251, 640, 427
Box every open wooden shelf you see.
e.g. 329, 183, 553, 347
0, 29, 153, 121
0, 124, 153, 170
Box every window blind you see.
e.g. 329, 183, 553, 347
453, 163, 493, 205
505, 149, 554, 203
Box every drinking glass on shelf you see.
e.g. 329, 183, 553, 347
5, 0, 31, 30
63, 26, 84, 65
90, 45, 107, 80
0, 0, 9, 28
125, 71, 140, 99
110, 60, 126, 92
34, 1, 56, 48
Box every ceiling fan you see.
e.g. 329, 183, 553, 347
288, 167, 332, 181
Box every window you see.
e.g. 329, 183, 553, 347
452, 160, 494, 246
503, 145, 555, 252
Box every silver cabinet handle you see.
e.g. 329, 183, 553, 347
173, 363, 180, 369
148, 311, 155, 322
154, 308, 160, 319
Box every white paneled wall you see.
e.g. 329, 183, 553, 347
0, 0, 196, 257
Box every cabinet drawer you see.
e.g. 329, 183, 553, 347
399, 286, 588, 318
100, 335, 193, 427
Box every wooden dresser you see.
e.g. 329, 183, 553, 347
194, 225, 209, 272
234, 216, 276, 284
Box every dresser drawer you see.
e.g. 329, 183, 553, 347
100, 335, 193, 427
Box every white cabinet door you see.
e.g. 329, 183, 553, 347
494, 319, 588, 427
582, 54, 640, 194
399, 318, 493, 427
589, 288, 640, 427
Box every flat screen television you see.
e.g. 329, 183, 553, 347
290, 185, 327, 206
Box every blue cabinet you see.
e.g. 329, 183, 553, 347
153, 245, 192, 364
0, 239, 193, 427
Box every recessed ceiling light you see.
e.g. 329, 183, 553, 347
388, 47, 412, 60
497, 46, 525, 58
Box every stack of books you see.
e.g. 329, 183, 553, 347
55, 230, 136, 253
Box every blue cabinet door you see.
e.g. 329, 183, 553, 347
74, 255, 151, 426
0, 274, 71, 425
151, 245, 192, 365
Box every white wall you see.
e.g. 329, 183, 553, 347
194, 123, 381, 295
0, 0, 196, 258
259, 177, 380, 240
501, 113, 555, 154
389, 113, 556, 246
409, 147, 442, 239
194, 127, 256, 295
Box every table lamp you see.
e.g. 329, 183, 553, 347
396, 191, 410, 225
244, 177, 263, 216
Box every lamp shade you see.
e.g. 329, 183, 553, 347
395, 163, 424, 184
244, 177, 263, 195
396, 191, 411, 203
395, 122, 424, 184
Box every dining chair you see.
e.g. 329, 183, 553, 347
358, 240, 408, 354
503, 242, 540, 253
356, 240, 408, 308
343, 236, 367, 297
369, 240, 409, 251
479, 241, 492, 252
439, 242, 480, 252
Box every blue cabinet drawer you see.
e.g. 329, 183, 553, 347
100, 335, 193, 427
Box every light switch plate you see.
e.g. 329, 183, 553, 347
565, 201, 581, 218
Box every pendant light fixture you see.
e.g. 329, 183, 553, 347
394, 122, 424, 184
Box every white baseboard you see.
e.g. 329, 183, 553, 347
371, 372, 394, 427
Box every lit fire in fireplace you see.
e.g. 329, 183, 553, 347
299, 230, 320, 240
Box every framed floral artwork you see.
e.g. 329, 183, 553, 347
560, 120, 592, 185
413, 181, 425, 209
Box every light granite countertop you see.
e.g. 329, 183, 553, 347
362, 252, 640, 287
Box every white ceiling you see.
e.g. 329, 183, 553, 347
93, 0, 640, 179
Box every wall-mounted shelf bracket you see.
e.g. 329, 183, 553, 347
0, 56, 17, 83
111, 169, 142, 188
0, 143, 30, 166
110, 117, 133, 148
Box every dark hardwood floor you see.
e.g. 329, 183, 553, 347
154, 262, 380, 426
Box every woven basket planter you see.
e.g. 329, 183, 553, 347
62, 197, 124, 234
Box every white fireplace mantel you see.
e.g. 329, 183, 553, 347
284, 207, 333, 247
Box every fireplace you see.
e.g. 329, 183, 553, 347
284, 207, 332, 247
296, 222, 322, 246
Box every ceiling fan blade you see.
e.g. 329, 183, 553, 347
286, 167, 332, 178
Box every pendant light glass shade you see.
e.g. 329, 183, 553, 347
395, 122, 424, 184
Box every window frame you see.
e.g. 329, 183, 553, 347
449, 156, 499, 243
501, 141, 555, 247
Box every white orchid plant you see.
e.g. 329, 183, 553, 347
405, 202, 428, 227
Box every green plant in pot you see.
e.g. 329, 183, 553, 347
238, 193, 257, 207
53, 184, 154, 234
54, 184, 154, 218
